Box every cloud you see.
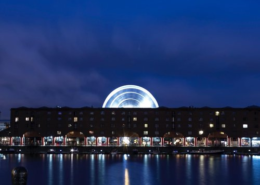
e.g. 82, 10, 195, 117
1, 10, 260, 119
0, 23, 109, 119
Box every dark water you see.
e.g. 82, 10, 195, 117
0, 154, 260, 185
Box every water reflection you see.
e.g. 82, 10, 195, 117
98, 154, 105, 185
90, 154, 95, 185
58, 154, 63, 185
2, 154, 260, 185
124, 168, 129, 185
48, 154, 53, 185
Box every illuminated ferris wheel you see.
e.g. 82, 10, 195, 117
102, 85, 159, 108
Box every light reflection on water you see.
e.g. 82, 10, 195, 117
1, 154, 260, 185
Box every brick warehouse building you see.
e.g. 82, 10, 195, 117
6, 106, 260, 148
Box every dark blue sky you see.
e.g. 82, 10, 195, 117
1, 0, 260, 119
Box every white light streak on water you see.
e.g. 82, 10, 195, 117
48, 154, 53, 185
58, 154, 63, 185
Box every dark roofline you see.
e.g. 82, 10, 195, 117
10, 105, 260, 110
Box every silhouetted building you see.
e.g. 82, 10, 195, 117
6, 106, 260, 147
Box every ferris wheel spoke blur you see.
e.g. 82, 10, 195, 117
102, 85, 159, 108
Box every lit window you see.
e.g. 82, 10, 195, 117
215, 111, 220, 116
133, 117, 137, 121
74, 117, 78, 122
144, 131, 148, 135
111, 111, 115, 115
68, 124, 72, 127
25, 117, 29, 121
15, 117, 19, 122
144, 123, 148, 128
31, 117, 34, 122
199, 130, 203, 135
89, 130, 94, 134
243, 124, 248, 128
209, 124, 214, 128
112, 131, 115, 135
57, 131, 61, 135
221, 124, 226, 128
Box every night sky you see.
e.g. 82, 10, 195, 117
1, 1, 260, 119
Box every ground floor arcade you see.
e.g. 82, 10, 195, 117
0, 131, 260, 148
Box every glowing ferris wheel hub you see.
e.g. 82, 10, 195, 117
102, 85, 159, 108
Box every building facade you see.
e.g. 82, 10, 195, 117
5, 106, 260, 148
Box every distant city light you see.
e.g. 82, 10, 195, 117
102, 85, 159, 108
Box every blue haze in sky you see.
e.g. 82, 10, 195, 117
0, 1, 260, 118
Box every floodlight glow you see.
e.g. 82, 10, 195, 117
103, 85, 159, 108
123, 137, 130, 145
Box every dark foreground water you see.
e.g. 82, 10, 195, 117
1, 154, 260, 185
